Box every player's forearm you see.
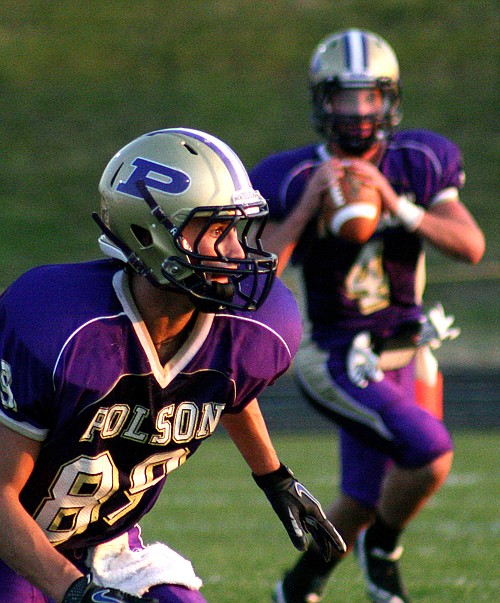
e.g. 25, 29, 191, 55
263, 206, 313, 275
221, 398, 281, 476
261, 222, 298, 276
262, 175, 324, 274
0, 490, 82, 602
413, 210, 485, 264
383, 192, 485, 264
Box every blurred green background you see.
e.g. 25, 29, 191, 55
0, 0, 498, 366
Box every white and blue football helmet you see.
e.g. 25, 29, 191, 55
96, 128, 277, 312
309, 29, 402, 154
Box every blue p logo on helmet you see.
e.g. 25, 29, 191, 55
116, 157, 191, 199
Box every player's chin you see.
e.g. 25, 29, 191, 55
340, 125, 377, 146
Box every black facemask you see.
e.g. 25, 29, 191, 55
326, 113, 385, 155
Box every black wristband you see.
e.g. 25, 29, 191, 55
252, 463, 294, 490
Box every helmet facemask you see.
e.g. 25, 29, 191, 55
160, 198, 277, 313
315, 80, 400, 155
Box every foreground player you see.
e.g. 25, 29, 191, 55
0, 128, 345, 603
250, 30, 485, 602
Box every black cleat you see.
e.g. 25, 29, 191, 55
356, 529, 410, 603
272, 570, 327, 603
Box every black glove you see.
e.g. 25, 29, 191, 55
63, 574, 159, 603
253, 463, 346, 561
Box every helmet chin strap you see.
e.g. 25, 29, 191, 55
160, 267, 237, 313
188, 280, 235, 313
335, 135, 376, 155
330, 123, 392, 156
327, 117, 386, 156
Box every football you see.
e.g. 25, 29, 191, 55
321, 170, 381, 244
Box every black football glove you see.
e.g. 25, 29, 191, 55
253, 463, 346, 561
63, 574, 159, 603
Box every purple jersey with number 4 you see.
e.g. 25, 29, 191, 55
250, 129, 465, 337
0, 259, 301, 551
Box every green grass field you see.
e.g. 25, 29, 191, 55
139, 430, 499, 602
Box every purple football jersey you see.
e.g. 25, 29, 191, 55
0, 259, 301, 550
250, 129, 465, 337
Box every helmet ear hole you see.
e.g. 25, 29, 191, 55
130, 224, 153, 248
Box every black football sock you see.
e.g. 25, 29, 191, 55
285, 543, 341, 589
365, 513, 403, 553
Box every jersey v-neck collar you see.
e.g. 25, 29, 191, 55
112, 270, 214, 389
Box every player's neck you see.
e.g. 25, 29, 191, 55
129, 272, 197, 361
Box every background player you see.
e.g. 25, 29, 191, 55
0, 128, 345, 603
250, 29, 485, 603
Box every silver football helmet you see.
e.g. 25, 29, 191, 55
96, 128, 277, 312
309, 29, 402, 154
